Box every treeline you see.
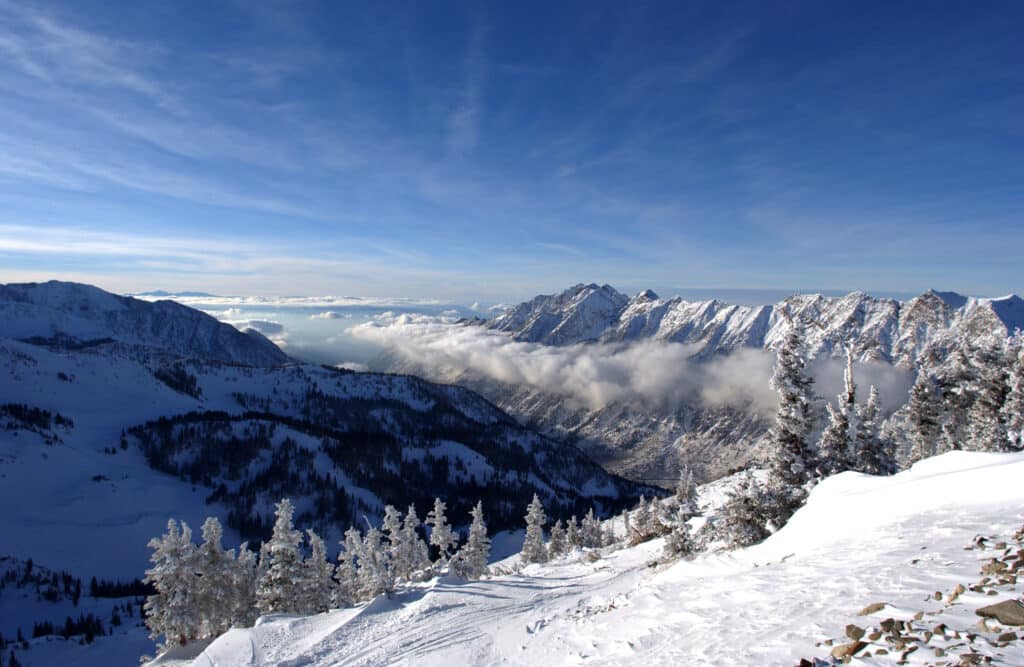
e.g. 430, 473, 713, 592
0, 558, 147, 655
153, 364, 202, 398
0, 403, 74, 432
127, 402, 635, 544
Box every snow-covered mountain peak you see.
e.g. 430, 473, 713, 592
979, 293, 1024, 333
635, 288, 659, 301
923, 289, 968, 309
0, 280, 289, 366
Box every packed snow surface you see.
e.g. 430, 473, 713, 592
160, 451, 1024, 666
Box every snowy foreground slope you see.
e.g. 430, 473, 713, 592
160, 451, 1024, 666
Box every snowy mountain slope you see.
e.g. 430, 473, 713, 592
487, 284, 1024, 365
0, 281, 289, 367
0, 339, 642, 581
159, 450, 1024, 667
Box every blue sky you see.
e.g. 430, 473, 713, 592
0, 0, 1021, 300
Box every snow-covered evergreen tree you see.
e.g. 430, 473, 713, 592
841, 346, 858, 436
333, 527, 362, 607
675, 464, 695, 504
520, 494, 548, 564
713, 474, 771, 548
547, 519, 567, 559
302, 529, 335, 614
663, 519, 693, 557
908, 371, 942, 463
664, 464, 699, 557
229, 542, 258, 627
768, 327, 816, 487
565, 515, 581, 550
630, 495, 651, 541
1002, 334, 1024, 450
816, 402, 852, 477
854, 385, 891, 474
580, 508, 603, 549
966, 336, 1010, 452
451, 501, 490, 579
380, 505, 405, 578
816, 348, 861, 477
425, 498, 458, 568
255, 498, 305, 614
193, 517, 234, 637
144, 519, 197, 649
356, 526, 395, 599
937, 340, 975, 452
397, 504, 431, 580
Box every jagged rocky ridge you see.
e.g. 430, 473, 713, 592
384, 284, 1024, 483
486, 283, 1024, 365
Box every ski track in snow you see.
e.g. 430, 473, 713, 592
156, 451, 1024, 667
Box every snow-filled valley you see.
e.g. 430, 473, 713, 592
150, 451, 1024, 666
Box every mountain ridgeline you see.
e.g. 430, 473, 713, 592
382, 283, 1024, 483
0, 280, 289, 367
484, 283, 1024, 364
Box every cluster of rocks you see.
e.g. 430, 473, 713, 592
798, 525, 1024, 665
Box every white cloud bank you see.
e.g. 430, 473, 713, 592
352, 314, 913, 416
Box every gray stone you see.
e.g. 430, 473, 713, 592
830, 641, 867, 659
845, 624, 865, 641
859, 602, 886, 615
976, 599, 1024, 626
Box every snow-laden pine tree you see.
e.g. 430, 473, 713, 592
908, 371, 941, 463
547, 519, 567, 559
229, 543, 258, 627
565, 515, 581, 550
193, 517, 234, 637
302, 529, 335, 614
768, 327, 817, 488
580, 508, 604, 548
1002, 335, 1024, 450
966, 335, 1011, 452
630, 495, 651, 542
520, 494, 548, 564
144, 519, 197, 649
816, 403, 852, 477
380, 505, 404, 578
664, 464, 699, 557
426, 498, 458, 568
357, 526, 394, 598
397, 504, 431, 580
255, 498, 305, 614
675, 464, 695, 504
713, 474, 772, 548
839, 347, 858, 438
333, 527, 362, 607
817, 349, 860, 478
452, 501, 490, 579
937, 339, 975, 452
854, 385, 892, 474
